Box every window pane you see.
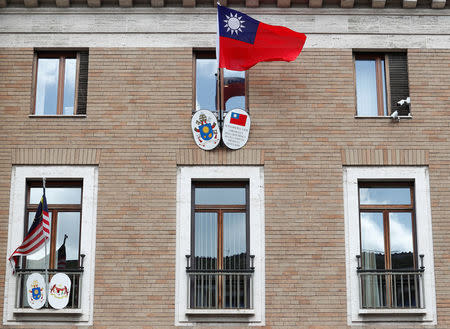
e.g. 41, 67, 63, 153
359, 187, 411, 205
195, 187, 246, 205
63, 58, 77, 115
30, 187, 81, 205
389, 212, 414, 270
360, 212, 385, 270
35, 58, 59, 115
224, 69, 245, 113
194, 212, 217, 270
381, 59, 388, 116
355, 59, 379, 116
25, 211, 52, 269
223, 212, 246, 270
196, 58, 217, 113
55, 212, 81, 269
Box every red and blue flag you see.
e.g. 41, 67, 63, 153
217, 4, 307, 71
230, 112, 247, 126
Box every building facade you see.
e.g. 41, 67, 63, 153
1, 0, 450, 327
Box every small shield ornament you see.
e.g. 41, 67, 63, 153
26, 273, 46, 309
48, 273, 71, 309
191, 110, 221, 150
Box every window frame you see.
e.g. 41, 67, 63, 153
31, 51, 81, 116
193, 50, 249, 116
358, 181, 417, 271
354, 53, 391, 117
4, 166, 98, 325
191, 181, 250, 309
175, 166, 265, 325
24, 180, 83, 271
343, 166, 436, 324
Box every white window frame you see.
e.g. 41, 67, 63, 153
343, 166, 436, 325
3, 166, 98, 326
175, 166, 265, 326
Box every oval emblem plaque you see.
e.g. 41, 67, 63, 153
191, 110, 221, 150
26, 272, 46, 309
222, 108, 251, 150
48, 273, 71, 309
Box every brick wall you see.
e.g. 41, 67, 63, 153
0, 47, 449, 328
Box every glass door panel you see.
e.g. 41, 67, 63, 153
389, 212, 414, 270
54, 212, 81, 269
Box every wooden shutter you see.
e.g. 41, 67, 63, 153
76, 50, 89, 115
388, 53, 409, 116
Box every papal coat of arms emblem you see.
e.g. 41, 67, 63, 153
191, 110, 220, 150
26, 273, 46, 309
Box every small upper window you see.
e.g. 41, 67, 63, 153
354, 53, 409, 117
194, 51, 247, 118
32, 50, 88, 116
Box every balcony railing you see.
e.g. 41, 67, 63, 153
15, 268, 83, 309
357, 255, 425, 309
186, 255, 254, 310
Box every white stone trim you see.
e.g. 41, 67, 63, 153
0, 9, 449, 49
175, 166, 265, 326
3, 166, 98, 326
343, 166, 436, 325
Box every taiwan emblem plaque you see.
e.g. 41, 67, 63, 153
26, 273, 46, 309
222, 108, 251, 150
191, 110, 220, 150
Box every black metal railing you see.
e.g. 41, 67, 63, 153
15, 267, 84, 309
357, 255, 425, 309
186, 255, 254, 309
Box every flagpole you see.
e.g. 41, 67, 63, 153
43, 177, 49, 308
216, 1, 223, 130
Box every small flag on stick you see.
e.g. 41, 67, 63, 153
9, 191, 50, 272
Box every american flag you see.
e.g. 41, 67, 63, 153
9, 191, 50, 272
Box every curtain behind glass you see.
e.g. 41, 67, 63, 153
194, 212, 218, 270
355, 59, 379, 116
360, 212, 384, 307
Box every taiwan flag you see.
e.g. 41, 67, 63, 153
217, 4, 307, 71
230, 112, 247, 126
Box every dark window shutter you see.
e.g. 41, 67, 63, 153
76, 50, 89, 115
388, 53, 409, 115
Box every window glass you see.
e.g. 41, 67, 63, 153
196, 58, 217, 113
381, 59, 388, 116
35, 58, 59, 115
360, 212, 385, 270
359, 187, 411, 205
30, 187, 82, 204
195, 187, 246, 205
63, 58, 77, 115
55, 212, 81, 269
224, 69, 245, 112
194, 212, 218, 270
25, 211, 52, 269
389, 212, 414, 269
355, 56, 389, 117
223, 212, 246, 270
